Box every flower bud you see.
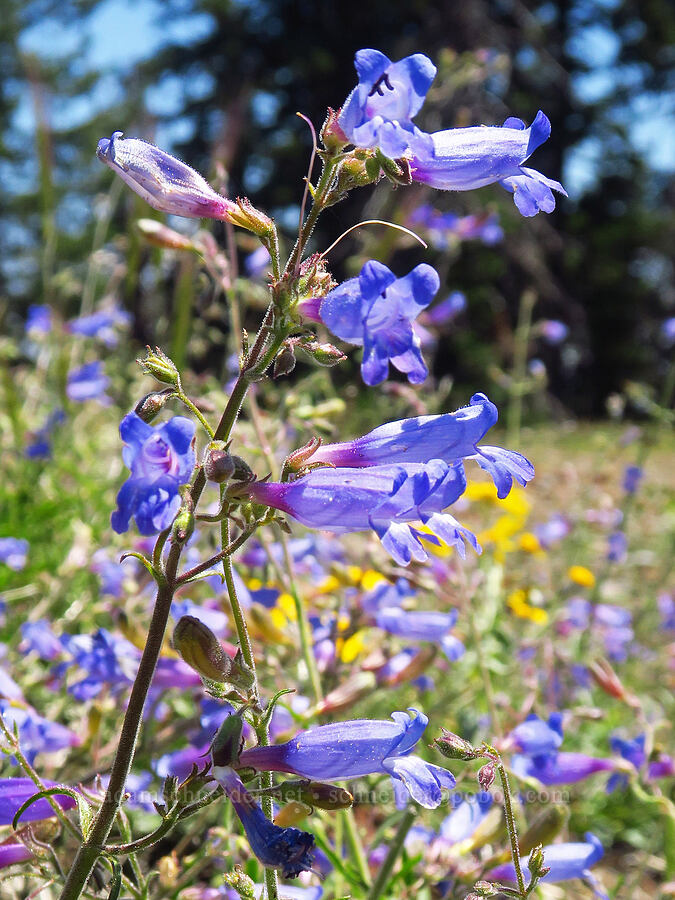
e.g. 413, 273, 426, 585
468, 882, 498, 898
274, 801, 312, 827
97, 132, 238, 221
210, 712, 244, 768
433, 729, 480, 761
171, 492, 195, 546
377, 151, 413, 185
314, 671, 377, 715
230, 455, 255, 482
297, 254, 336, 299
137, 346, 180, 386
136, 219, 196, 251
335, 150, 380, 192
134, 389, 175, 423
173, 615, 233, 682
320, 107, 349, 152
273, 346, 297, 378
296, 339, 347, 368
477, 762, 496, 791
588, 658, 640, 707
204, 444, 236, 483
223, 865, 256, 899
527, 844, 549, 880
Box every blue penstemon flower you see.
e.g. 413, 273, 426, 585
239, 708, 455, 809
314, 260, 440, 386
212, 765, 315, 878
244, 394, 533, 565
111, 411, 196, 535
339, 49, 436, 158
409, 110, 567, 216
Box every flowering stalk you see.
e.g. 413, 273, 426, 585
59, 232, 288, 900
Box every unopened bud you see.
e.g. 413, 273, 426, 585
97, 132, 237, 221
320, 107, 348, 152
171, 492, 195, 546
138, 346, 180, 386
223, 865, 256, 899
335, 150, 380, 192
273, 346, 296, 378
527, 844, 547, 879
210, 713, 244, 768
227, 197, 274, 238
230, 455, 255, 482
468, 882, 498, 898
588, 658, 640, 707
173, 615, 232, 682
136, 218, 195, 251
314, 671, 377, 715
478, 762, 496, 791
297, 339, 346, 367
377, 151, 412, 186
274, 801, 311, 827
204, 444, 236, 483
134, 389, 174, 423
433, 729, 479, 761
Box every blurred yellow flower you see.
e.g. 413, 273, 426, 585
507, 589, 549, 625
567, 565, 596, 588
519, 531, 544, 555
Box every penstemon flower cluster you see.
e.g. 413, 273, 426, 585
7, 47, 583, 900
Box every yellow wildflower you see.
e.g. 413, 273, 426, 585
567, 565, 596, 588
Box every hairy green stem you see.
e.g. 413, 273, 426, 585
285, 155, 341, 276
495, 758, 526, 897
365, 808, 416, 900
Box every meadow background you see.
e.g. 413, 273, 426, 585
1, 1, 674, 898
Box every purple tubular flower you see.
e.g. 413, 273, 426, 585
607, 531, 628, 563
311, 394, 533, 501
488, 833, 605, 895
97, 132, 238, 221
0, 701, 80, 765
213, 766, 315, 878
538, 319, 569, 345
410, 111, 567, 216
25, 304, 52, 334
111, 412, 196, 535
622, 464, 643, 494
512, 751, 614, 784
439, 792, 493, 844
375, 608, 465, 661
68, 306, 131, 347
0, 537, 29, 571
424, 291, 467, 326
248, 460, 477, 566
239, 708, 455, 809
510, 713, 564, 755
0, 778, 76, 825
339, 49, 436, 158
0, 842, 33, 869
20, 620, 63, 661
66, 361, 111, 404
319, 260, 440, 386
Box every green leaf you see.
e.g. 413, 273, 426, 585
12, 786, 81, 831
